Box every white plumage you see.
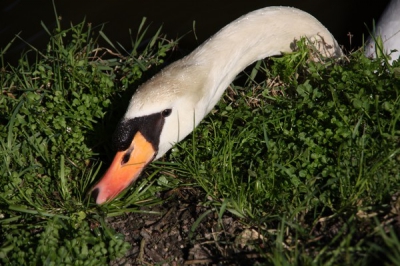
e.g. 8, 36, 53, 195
365, 0, 400, 63
125, 6, 342, 159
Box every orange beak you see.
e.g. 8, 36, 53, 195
92, 132, 156, 204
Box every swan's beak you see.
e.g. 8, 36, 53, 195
91, 132, 156, 204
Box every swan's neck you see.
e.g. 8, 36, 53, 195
184, 7, 341, 115
124, 7, 341, 159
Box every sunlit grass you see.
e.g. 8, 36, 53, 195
167, 40, 400, 264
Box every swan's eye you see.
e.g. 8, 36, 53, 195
161, 109, 172, 117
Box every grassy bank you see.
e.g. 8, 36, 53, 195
0, 15, 178, 264
1, 11, 400, 265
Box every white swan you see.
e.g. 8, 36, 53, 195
365, 0, 400, 63
92, 6, 342, 204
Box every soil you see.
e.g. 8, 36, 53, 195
109, 187, 265, 266
108, 187, 400, 266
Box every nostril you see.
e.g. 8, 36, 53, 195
91, 187, 100, 202
122, 153, 130, 165
121, 149, 133, 165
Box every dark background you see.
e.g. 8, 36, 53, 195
0, 0, 390, 63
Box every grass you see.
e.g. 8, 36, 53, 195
1, 7, 400, 265
0, 10, 178, 264
174, 43, 400, 264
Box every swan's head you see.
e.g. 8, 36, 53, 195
92, 61, 207, 204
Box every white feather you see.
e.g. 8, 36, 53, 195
365, 0, 400, 63
123, 6, 342, 159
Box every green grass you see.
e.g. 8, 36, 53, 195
171, 42, 400, 264
0, 12, 177, 265
1, 9, 400, 265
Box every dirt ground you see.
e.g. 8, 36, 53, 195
109, 187, 266, 265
